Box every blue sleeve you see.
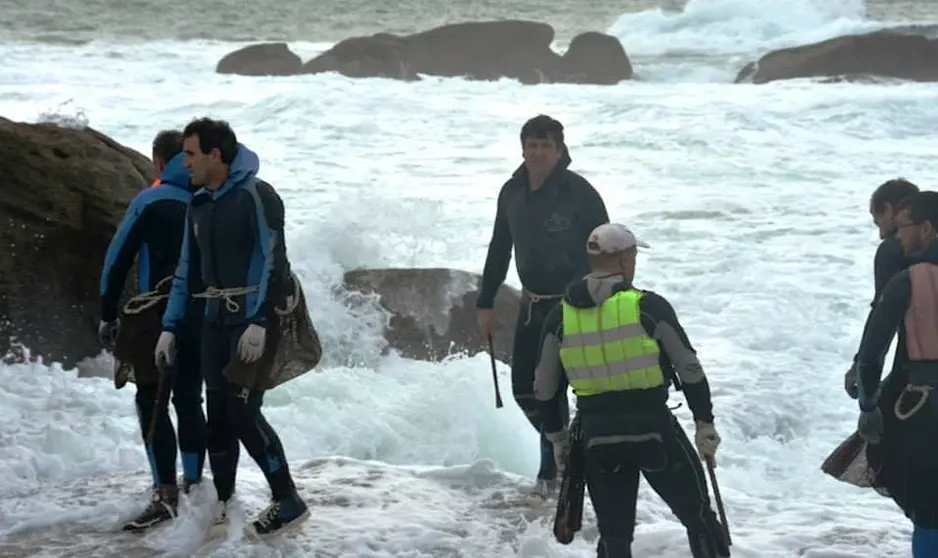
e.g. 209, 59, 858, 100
99, 193, 148, 322
247, 182, 289, 328
161, 208, 198, 332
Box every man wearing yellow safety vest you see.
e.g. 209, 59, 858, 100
533, 223, 730, 558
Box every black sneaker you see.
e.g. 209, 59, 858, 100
123, 485, 178, 532
243, 494, 310, 539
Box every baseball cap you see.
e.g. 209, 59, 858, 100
586, 223, 650, 255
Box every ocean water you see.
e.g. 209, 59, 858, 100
1, 0, 937, 556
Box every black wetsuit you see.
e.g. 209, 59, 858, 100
477, 149, 609, 481
856, 241, 938, 534
852, 232, 906, 370
99, 153, 206, 488
162, 144, 299, 507
534, 275, 729, 558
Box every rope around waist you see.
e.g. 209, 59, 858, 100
522, 289, 564, 326
122, 273, 300, 317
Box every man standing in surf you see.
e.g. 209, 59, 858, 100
476, 114, 609, 498
156, 117, 309, 539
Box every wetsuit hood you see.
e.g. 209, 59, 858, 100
158, 152, 191, 189
911, 239, 938, 265
563, 272, 632, 309
197, 143, 260, 198
511, 146, 573, 181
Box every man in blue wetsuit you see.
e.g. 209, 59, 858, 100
98, 129, 207, 531
155, 117, 309, 539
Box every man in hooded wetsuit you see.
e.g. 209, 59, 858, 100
854, 191, 938, 558
476, 115, 609, 498
156, 117, 309, 539
533, 223, 729, 558
845, 178, 919, 398
98, 129, 207, 531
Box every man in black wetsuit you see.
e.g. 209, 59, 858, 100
533, 223, 729, 558
155, 118, 309, 539
845, 178, 919, 398
475, 114, 609, 498
853, 191, 938, 557
98, 129, 207, 531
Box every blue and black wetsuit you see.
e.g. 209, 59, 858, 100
161, 144, 300, 509
99, 152, 206, 489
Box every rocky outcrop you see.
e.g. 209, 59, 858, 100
0, 117, 153, 367
342, 268, 521, 364
735, 30, 938, 84
217, 20, 633, 85
216, 42, 303, 76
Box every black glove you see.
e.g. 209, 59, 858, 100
98, 319, 120, 351
857, 407, 883, 444
844, 363, 858, 399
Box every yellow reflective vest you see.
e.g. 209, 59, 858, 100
558, 289, 665, 397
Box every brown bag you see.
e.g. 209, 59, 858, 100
112, 277, 174, 389
820, 431, 876, 488
223, 273, 323, 391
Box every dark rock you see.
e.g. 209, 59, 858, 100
221, 19, 634, 85
216, 42, 303, 76
559, 31, 633, 84
342, 267, 521, 364
735, 30, 938, 84
0, 117, 152, 368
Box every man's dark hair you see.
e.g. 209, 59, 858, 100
870, 178, 920, 213
183, 117, 239, 165
152, 129, 183, 163
520, 114, 564, 147
896, 191, 938, 231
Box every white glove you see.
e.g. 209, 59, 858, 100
154, 331, 176, 368
237, 324, 267, 363
694, 421, 721, 461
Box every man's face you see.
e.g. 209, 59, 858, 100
894, 208, 934, 256
183, 135, 218, 187
522, 136, 562, 176
870, 202, 895, 240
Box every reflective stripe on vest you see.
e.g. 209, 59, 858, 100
558, 289, 665, 397
905, 262, 938, 361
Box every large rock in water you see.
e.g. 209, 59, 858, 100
216, 20, 633, 85
216, 42, 303, 76
342, 268, 521, 364
735, 30, 938, 84
0, 117, 153, 367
